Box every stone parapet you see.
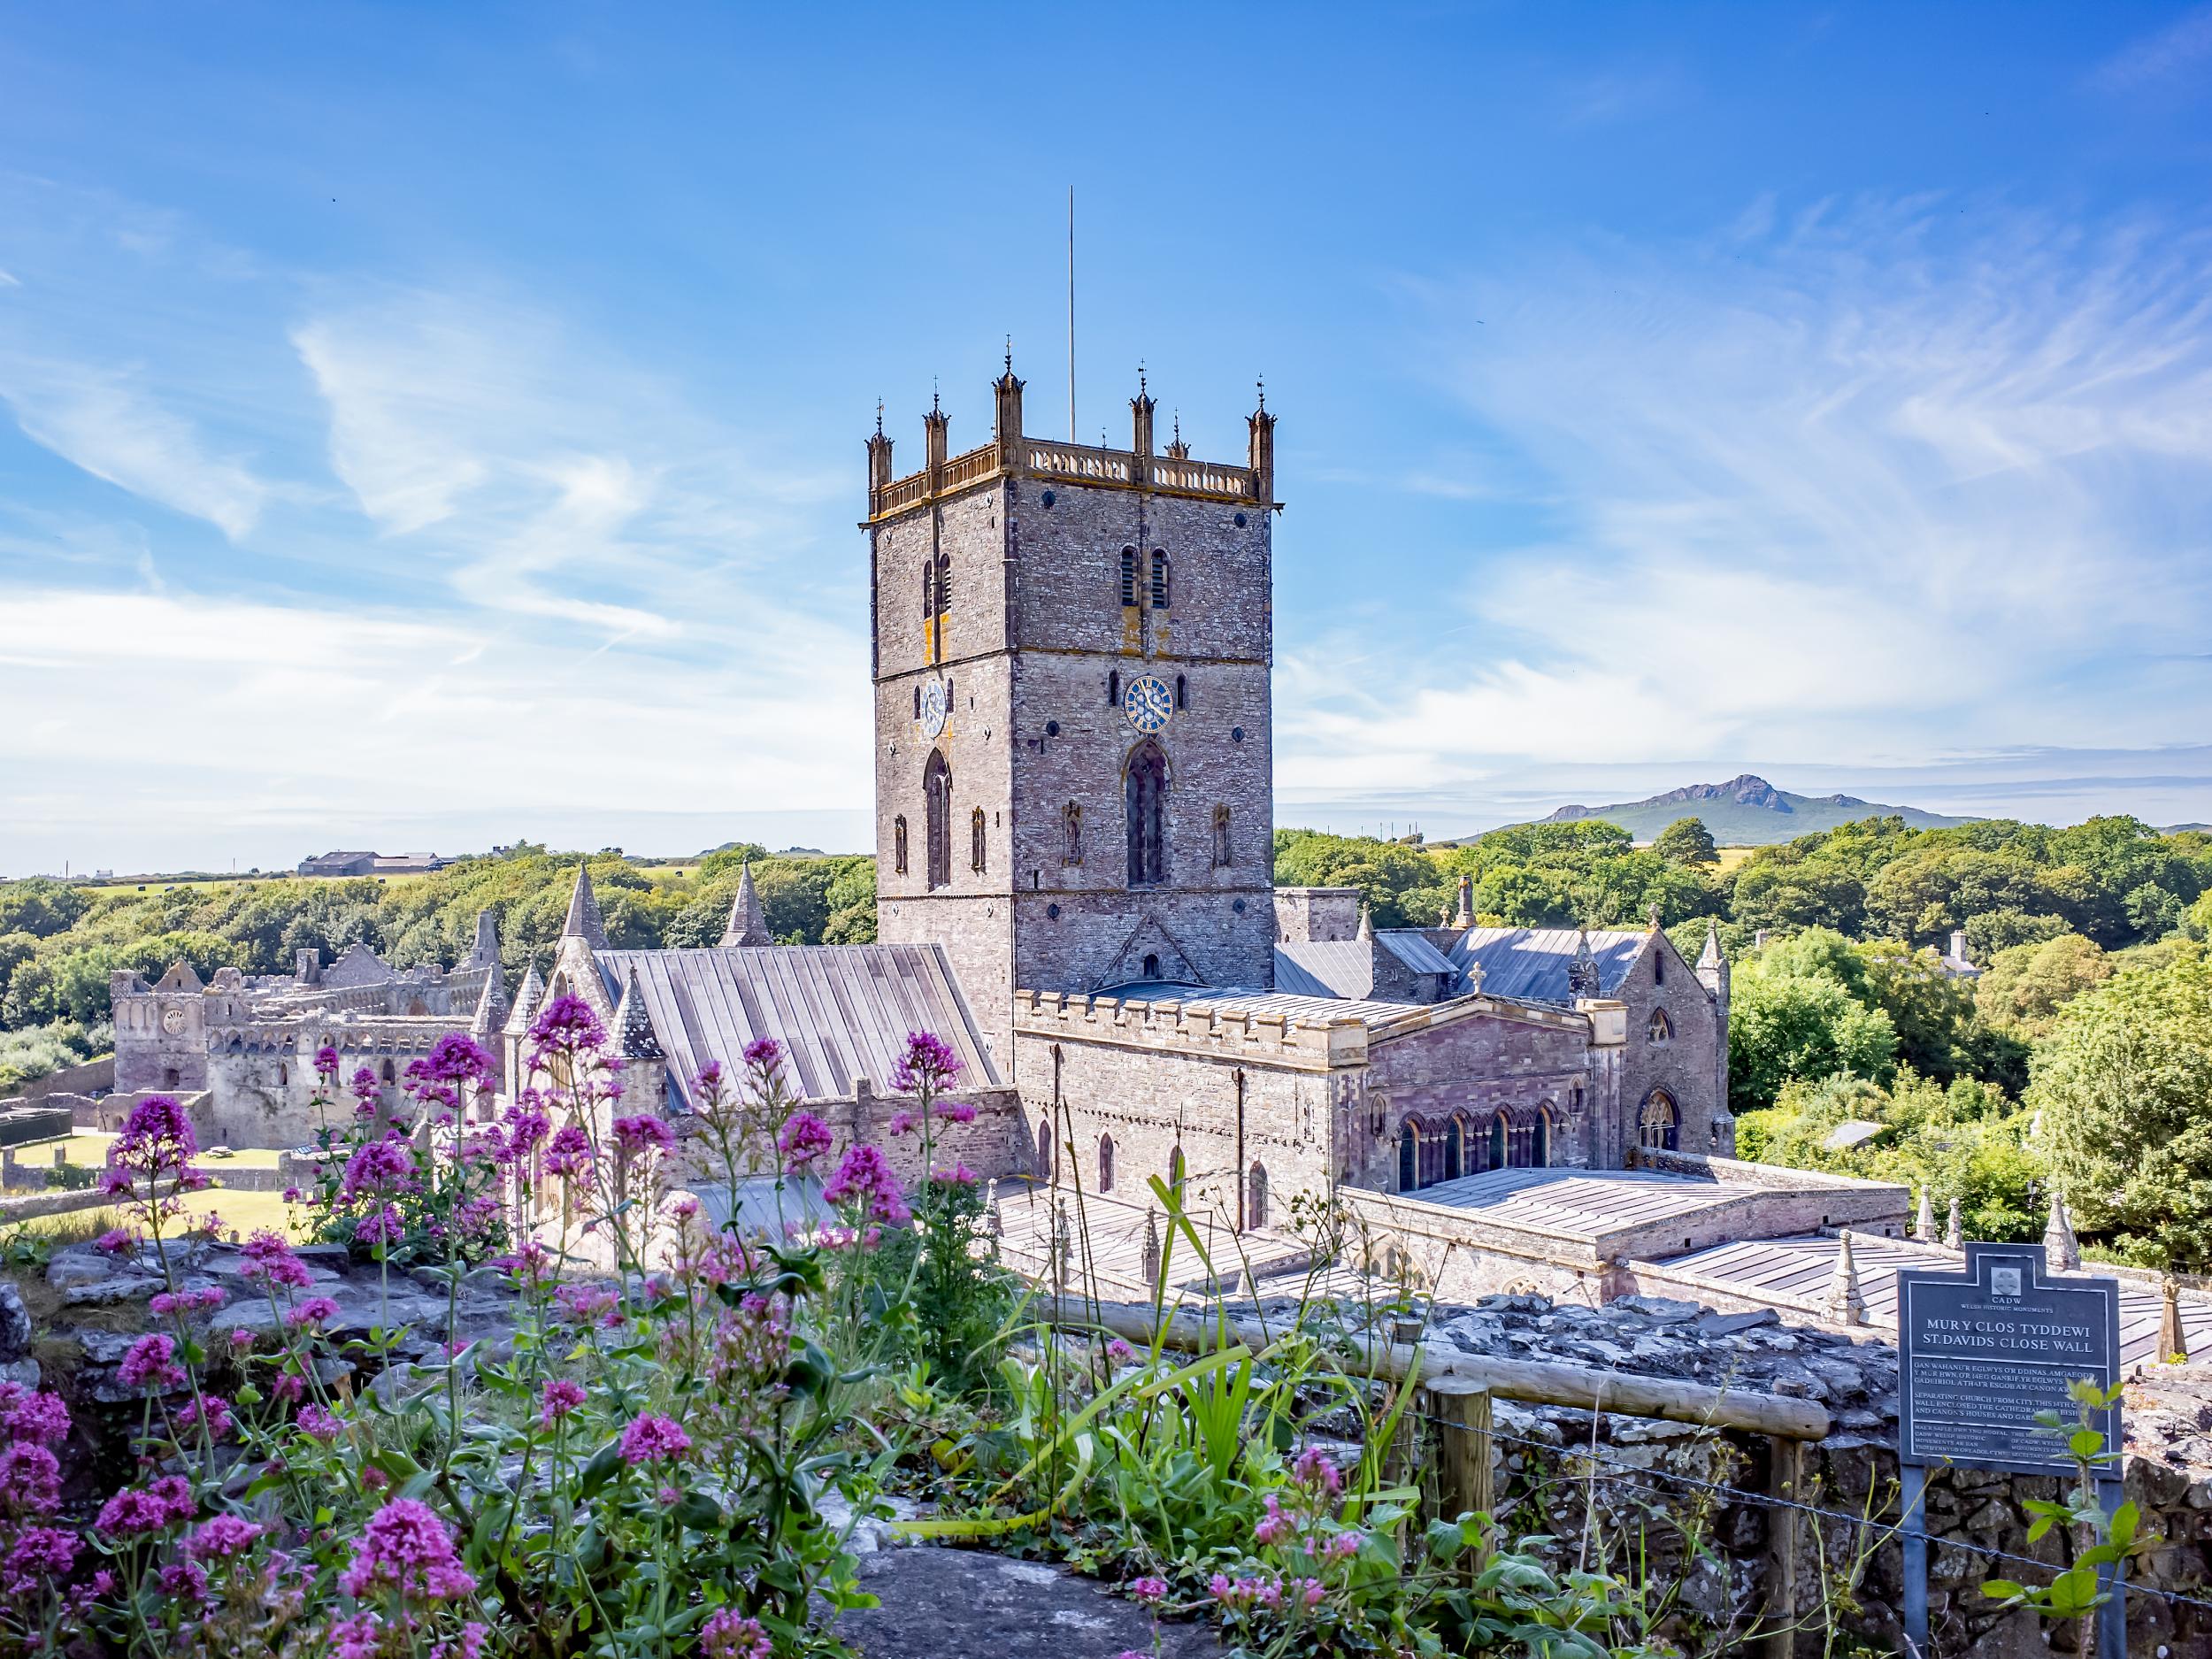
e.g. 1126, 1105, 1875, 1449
1013, 988, 1367, 1072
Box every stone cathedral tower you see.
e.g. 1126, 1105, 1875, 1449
868, 355, 1279, 1070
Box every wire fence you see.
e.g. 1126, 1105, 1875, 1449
1398, 1404, 2212, 1620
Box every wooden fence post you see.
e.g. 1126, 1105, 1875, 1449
1763, 1433, 1802, 1659
1428, 1376, 1494, 1572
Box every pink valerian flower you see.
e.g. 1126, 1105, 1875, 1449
287, 1296, 342, 1330
822, 1143, 910, 1225
95, 1476, 194, 1538
1104, 1338, 1134, 1363
150, 1286, 227, 1317
157, 1558, 211, 1602
242, 1230, 316, 1290
184, 1514, 263, 1561
1129, 1576, 1169, 1604
618, 1412, 692, 1465
888, 1030, 962, 1096
349, 1067, 383, 1116
94, 1228, 133, 1254
117, 1333, 187, 1392
296, 1405, 343, 1440
1325, 1529, 1364, 1558
0, 1385, 70, 1448
701, 1609, 773, 1659
740, 1038, 780, 1070
495, 1240, 557, 1292
314, 1044, 341, 1080
527, 994, 608, 1064
272, 1371, 305, 1404
228, 1328, 256, 1350
933, 1099, 979, 1124
1291, 1447, 1343, 1500
176, 1395, 234, 1440
341, 1136, 416, 1202
416, 1033, 494, 1089
355, 1205, 406, 1247
612, 1114, 673, 1155
538, 1379, 586, 1427
281, 1185, 303, 1203
2, 1525, 76, 1594
434, 1624, 491, 1659
0, 1444, 62, 1516
543, 1125, 594, 1179
930, 1164, 979, 1186
1254, 1493, 1293, 1547
779, 1110, 833, 1171
338, 1497, 477, 1603
555, 1284, 621, 1328
886, 1110, 918, 1137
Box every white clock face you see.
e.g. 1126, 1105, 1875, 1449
919, 678, 948, 740
1123, 674, 1171, 733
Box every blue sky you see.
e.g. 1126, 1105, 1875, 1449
4, 3, 2212, 875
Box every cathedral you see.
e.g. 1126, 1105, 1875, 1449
103, 354, 1909, 1306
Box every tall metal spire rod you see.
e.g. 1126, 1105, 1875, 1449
1067, 185, 1077, 443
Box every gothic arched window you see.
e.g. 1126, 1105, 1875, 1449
894, 814, 909, 875
1640, 1090, 1680, 1153
1443, 1114, 1464, 1182
1107, 669, 1119, 708
1119, 546, 1137, 608
1063, 802, 1082, 865
1247, 1163, 1269, 1230
1035, 1120, 1055, 1182
1648, 1009, 1673, 1045
1533, 1105, 1552, 1168
1125, 740, 1169, 887
1212, 804, 1232, 869
1489, 1112, 1508, 1171
934, 548, 951, 626
924, 750, 953, 890
1175, 673, 1187, 710
1098, 1134, 1115, 1194
1397, 1120, 1418, 1193
1150, 549, 1170, 609
920, 562, 934, 635
970, 806, 987, 873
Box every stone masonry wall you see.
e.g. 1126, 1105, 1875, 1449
1609, 932, 1727, 1169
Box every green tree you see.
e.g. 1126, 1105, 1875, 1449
1978, 933, 2111, 1038
2031, 946, 2212, 1270
1273, 831, 1450, 928
1727, 966, 1898, 1112
1651, 817, 1719, 868
0, 879, 90, 939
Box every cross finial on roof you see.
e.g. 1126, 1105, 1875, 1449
1138, 359, 1146, 398
1004, 334, 1012, 374
1256, 373, 1264, 411
1172, 410, 1180, 444
875, 398, 884, 436
932, 377, 940, 414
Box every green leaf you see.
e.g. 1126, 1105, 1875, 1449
577, 1439, 624, 1499
1979, 1578, 2024, 1601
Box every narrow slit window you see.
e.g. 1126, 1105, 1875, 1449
1150, 549, 1169, 609
1119, 546, 1137, 607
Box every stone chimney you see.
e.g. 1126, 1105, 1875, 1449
1949, 929, 1970, 964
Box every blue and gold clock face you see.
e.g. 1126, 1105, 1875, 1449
1123, 674, 1171, 733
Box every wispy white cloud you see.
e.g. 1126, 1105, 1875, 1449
2090, 6, 2212, 92
1283, 197, 2212, 819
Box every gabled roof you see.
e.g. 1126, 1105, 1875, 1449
1448, 927, 1648, 1003
1375, 930, 1457, 978
563, 865, 610, 949
321, 942, 395, 989
1274, 941, 1372, 999
595, 943, 1002, 1106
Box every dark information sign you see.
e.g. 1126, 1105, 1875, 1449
1897, 1240, 2120, 1479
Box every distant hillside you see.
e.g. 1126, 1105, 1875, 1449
1528, 773, 1978, 845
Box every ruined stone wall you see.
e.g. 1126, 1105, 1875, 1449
1274, 888, 1362, 945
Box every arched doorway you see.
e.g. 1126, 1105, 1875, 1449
1532, 1106, 1551, 1169
1640, 1091, 1680, 1152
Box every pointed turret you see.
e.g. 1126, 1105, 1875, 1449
1697, 918, 1724, 973
718, 862, 772, 948
503, 964, 545, 1039
1567, 930, 1601, 1001
1824, 1231, 1868, 1325
562, 864, 609, 949
1914, 1187, 1938, 1242
615, 966, 664, 1061
1356, 903, 1373, 942
468, 960, 508, 1038
1944, 1196, 1963, 1252
466, 909, 500, 969
2044, 1190, 2081, 1272
1452, 874, 1475, 930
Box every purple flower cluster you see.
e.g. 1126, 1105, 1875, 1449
96, 1474, 195, 1539
822, 1143, 910, 1226
341, 1136, 417, 1202
337, 1496, 477, 1603
117, 1333, 187, 1393
150, 1286, 226, 1317
241, 1229, 316, 1290
779, 1110, 833, 1171
618, 1412, 692, 1466
543, 1125, 594, 1179
538, 1379, 587, 1428
612, 1114, 672, 1155
888, 1030, 963, 1096
701, 1609, 773, 1659
527, 994, 607, 1059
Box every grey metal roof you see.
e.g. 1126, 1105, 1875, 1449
1408, 1166, 1737, 1241
1102, 983, 1404, 1025
1375, 930, 1457, 978
1274, 941, 1373, 999
1447, 927, 1647, 1003
595, 944, 1002, 1106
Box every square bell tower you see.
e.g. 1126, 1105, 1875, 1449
866, 354, 1280, 1069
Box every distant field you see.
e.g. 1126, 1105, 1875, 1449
0, 1187, 306, 1244
79, 871, 441, 894
19, 1133, 286, 1171
1715, 846, 1758, 873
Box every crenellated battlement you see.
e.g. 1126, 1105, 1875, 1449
1013, 987, 1367, 1071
